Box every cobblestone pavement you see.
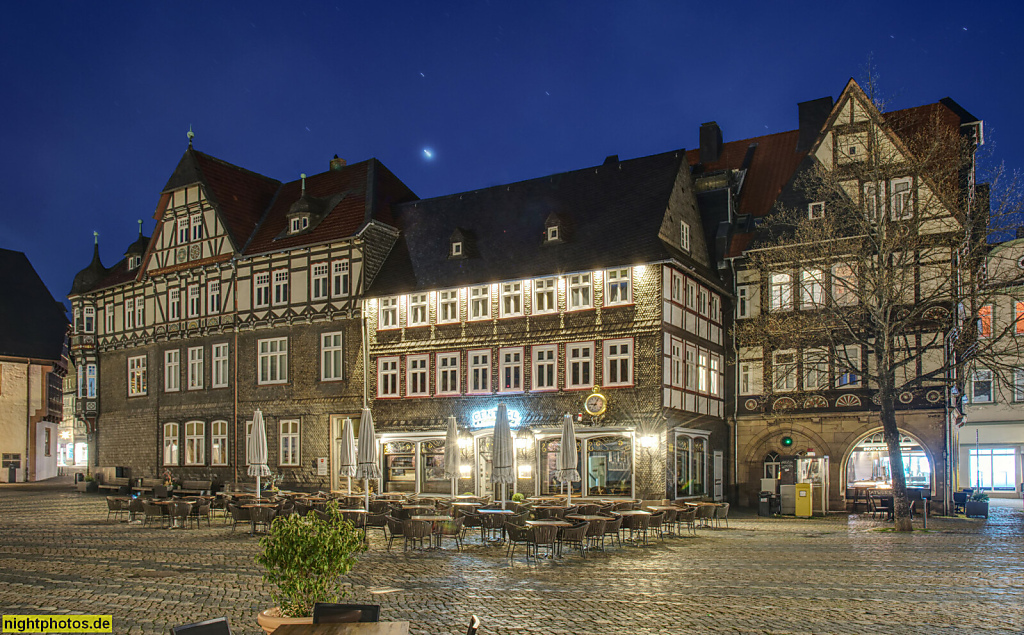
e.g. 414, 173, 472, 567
1, 480, 1022, 635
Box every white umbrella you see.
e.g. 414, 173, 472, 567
443, 416, 462, 498
490, 403, 516, 509
339, 417, 357, 494
555, 414, 581, 506
246, 408, 271, 495
354, 407, 381, 510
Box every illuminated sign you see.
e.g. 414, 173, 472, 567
470, 407, 522, 428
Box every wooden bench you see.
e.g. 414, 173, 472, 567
132, 477, 163, 495
177, 480, 213, 496
98, 476, 132, 494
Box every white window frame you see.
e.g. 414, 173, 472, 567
681, 221, 691, 251
890, 178, 913, 220
258, 337, 288, 385
436, 352, 461, 396
697, 351, 710, 393
451, 241, 463, 257
710, 354, 721, 397
546, 226, 559, 242
670, 271, 683, 304
800, 269, 824, 309
698, 287, 709, 316
831, 263, 858, 306
211, 420, 228, 466
272, 269, 289, 306
124, 298, 135, 330
377, 356, 400, 398
177, 218, 189, 245
207, 280, 221, 314
864, 183, 880, 221
500, 282, 523, 318
254, 272, 270, 308
686, 280, 697, 310
566, 342, 594, 390
290, 216, 309, 233
211, 343, 229, 388
670, 338, 683, 388
407, 354, 429, 397
187, 346, 204, 390
685, 345, 696, 391
534, 278, 557, 314
532, 344, 557, 392
837, 345, 861, 388
739, 361, 753, 395
105, 306, 115, 333
83, 306, 95, 333
468, 349, 491, 395
605, 268, 631, 306
378, 297, 399, 329
803, 348, 827, 391
168, 288, 181, 321
185, 420, 205, 466
128, 355, 147, 396
321, 332, 344, 381
332, 260, 350, 297
310, 262, 329, 301
808, 201, 825, 219
603, 338, 633, 387
770, 273, 793, 311
1013, 368, 1024, 403
135, 296, 144, 327
772, 350, 797, 393
499, 347, 524, 393
469, 286, 490, 320
970, 368, 993, 403
187, 284, 201, 318
567, 273, 593, 311
163, 422, 179, 466
407, 293, 429, 327
279, 419, 300, 466
164, 350, 180, 392
190, 213, 203, 241
437, 290, 459, 324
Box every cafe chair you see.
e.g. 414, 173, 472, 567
312, 603, 381, 623
467, 614, 481, 635
952, 491, 968, 515
169, 616, 231, 634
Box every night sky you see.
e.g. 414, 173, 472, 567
2, 2, 1021, 309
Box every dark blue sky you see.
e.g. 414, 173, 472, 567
2, 2, 1020, 306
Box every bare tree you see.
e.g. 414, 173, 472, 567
736, 78, 1022, 531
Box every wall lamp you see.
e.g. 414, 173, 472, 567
517, 464, 532, 479
459, 464, 472, 478
639, 435, 658, 450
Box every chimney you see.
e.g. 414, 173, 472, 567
699, 122, 722, 164
797, 96, 834, 152
330, 154, 346, 171
603, 154, 619, 165
1016, 226, 1024, 240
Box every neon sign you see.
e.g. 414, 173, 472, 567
470, 407, 522, 428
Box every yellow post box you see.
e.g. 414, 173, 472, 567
794, 482, 813, 517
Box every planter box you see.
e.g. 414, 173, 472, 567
965, 501, 989, 519
77, 481, 98, 493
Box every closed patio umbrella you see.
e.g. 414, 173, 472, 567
355, 407, 381, 510
443, 416, 462, 498
491, 403, 516, 509
555, 414, 581, 506
339, 417, 357, 494
247, 408, 272, 495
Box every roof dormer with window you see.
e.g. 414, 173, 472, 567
543, 212, 567, 244
448, 228, 472, 259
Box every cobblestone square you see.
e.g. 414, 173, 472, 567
1, 480, 1021, 634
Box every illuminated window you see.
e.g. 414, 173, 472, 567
438, 290, 459, 323
377, 357, 399, 397
163, 422, 179, 465
534, 278, 557, 313
468, 349, 491, 394
500, 347, 523, 392
568, 274, 592, 310
469, 286, 490, 320
532, 345, 557, 391
128, 355, 147, 396
407, 355, 429, 396
436, 353, 460, 395
185, 421, 205, 465
604, 339, 632, 386
500, 282, 523, 317
408, 294, 428, 326
379, 297, 398, 329
605, 268, 630, 305
211, 420, 228, 466
566, 342, 594, 389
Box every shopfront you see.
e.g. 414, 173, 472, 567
536, 432, 635, 498
673, 430, 710, 499
845, 431, 933, 491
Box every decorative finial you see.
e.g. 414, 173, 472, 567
187, 125, 195, 147
300, 173, 306, 195
137, 219, 143, 236
93, 231, 99, 245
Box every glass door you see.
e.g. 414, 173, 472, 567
476, 435, 493, 497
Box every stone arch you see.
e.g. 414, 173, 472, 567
741, 422, 833, 466
838, 426, 935, 491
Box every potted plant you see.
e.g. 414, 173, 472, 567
511, 492, 525, 503
77, 474, 99, 493
255, 502, 367, 634
965, 491, 989, 519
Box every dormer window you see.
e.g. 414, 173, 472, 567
808, 202, 825, 220
451, 241, 463, 257
289, 215, 310, 234
680, 221, 691, 252
128, 255, 141, 270
543, 212, 567, 244
546, 226, 559, 242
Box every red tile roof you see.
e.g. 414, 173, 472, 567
191, 152, 282, 250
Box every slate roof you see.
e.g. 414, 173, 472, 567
369, 150, 694, 296
0, 249, 68, 361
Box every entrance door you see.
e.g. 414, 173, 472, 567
476, 435, 493, 498
713, 451, 724, 501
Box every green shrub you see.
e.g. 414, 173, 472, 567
511, 492, 525, 503
970, 491, 989, 503
256, 502, 367, 617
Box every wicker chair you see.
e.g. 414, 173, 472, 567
170, 501, 194, 529
143, 501, 168, 528
675, 507, 697, 535
368, 500, 390, 515
479, 512, 506, 542
561, 522, 589, 558
364, 513, 387, 540
126, 497, 146, 522
105, 496, 125, 522
402, 519, 432, 551
647, 512, 665, 541
384, 516, 404, 552
505, 523, 532, 561
456, 509, 482, 539
659, 507, 678, 537
585, 518, 607, 551
601, 515, 623, 547
715, 503, 730, 528
622, 514, 650, 545
695, 504, 716, 528
435, 517, 464, 551
227, 504, 250, 532
250, 506, 277, 534
528, 524, 559, 559
193, 500, 212, 527
576, 504, 600, 515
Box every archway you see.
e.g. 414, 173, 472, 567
843, 429, 933, 491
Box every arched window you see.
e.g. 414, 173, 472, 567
764, 452, 781, 479
185, 421, 205, 465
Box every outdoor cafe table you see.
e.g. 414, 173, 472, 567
273, 621, 410, 635
645, 506, 680, 513
615, 509, 652, 517
411, 515, 453, 548
242, 503, 278, 535
565, 514, 605, 522
450, 501, 482, 509
477, 508, 514, 515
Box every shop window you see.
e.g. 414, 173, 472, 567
585, 436, 633, 497
419, 439, 449, 494
540, 437, 582, 496
969, 448, 1017, 491
383, 440, 416, 494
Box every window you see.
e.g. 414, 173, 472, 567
254, 272, 270, 308
532, 345, 557, 391
190, 213, 203, 241
606, 268, 631, 305
272, 270, 289, 306
681, 221, 691, 251
800, 269, 824, 309
321, 332, 344, 381
83, 306, 95, 333
280, 420, 300, 466
469, 286, 490, 320
546, 226, 559, 242
710, 296, 720, 322
105, 307, 115, 333
128, 356, 147, 396
697, 351, 709, 393
163, 422, 179, 465
438, 290, 459, 323
84, 363, 97, 398
258, 338, 288, 385
164, 350, 180, 392
670, 339, 683, 387
135, 296, 144, 327
499, 347, 523, 392
168, 288, 181, 321
568, 273, 592, 310
1014, 368, 1024, 402
377, 357, 399, 397
187, 284, 201, 318
311, 263, 329, 300
772, 350, 797, 393
670, 272, 683, 304
379, 297, 399, 329
977, 305, 993, 339
832, 264, 857, 306
187, 347, 203, 390
686, 280, 697, 310
566, 342, 594, 389
739, 362, 752, 395
436, 353, 460, 395
837, 346, 861, 388
534, 278, 557, 313
124, 298, 135, 330
500, 282, 523, 317
451, 241, 463, 257
970, 368, 993, 403
604, 339, 632, 386
211, 343, 229, 388
407, 355, 429, 396
709, 354, 721, 397
770, 273, 793, 311
969, 447, 1016, 490
864, 183, 879, 221
803, 349, 827, 390
1016, 301, 1024, 336
468, 349, 491, 394
332, 260, 350, 297
290, 216, 309, 233
891, 179, 912, 220
808, 202, 825, 219
211, 420, 228, 466
185, 421, 205, 465
207, 280, 220, 314
177, 218, 189, 245
698, 288, 709, 316
408, 293, 428, 326
685, 347, 696, 391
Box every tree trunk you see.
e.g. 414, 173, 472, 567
879, 398, 913, 531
